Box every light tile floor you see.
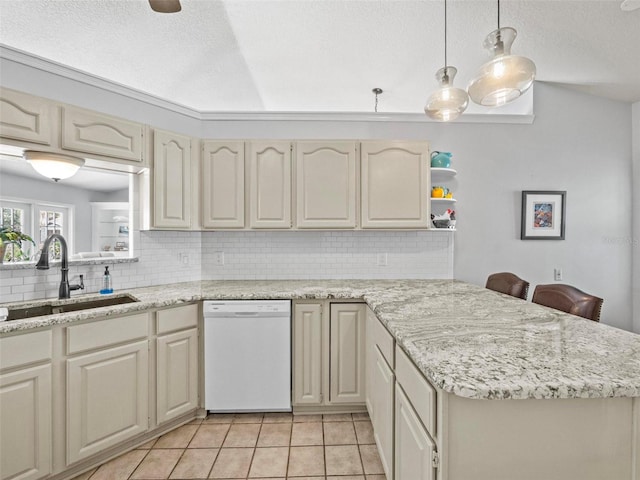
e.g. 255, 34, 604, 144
72, 412, 386, 480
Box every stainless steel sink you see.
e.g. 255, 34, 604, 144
6, 295, 139, 321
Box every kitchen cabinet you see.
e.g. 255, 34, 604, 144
395, 384, 437, 480
156, 304, 199, 424
292, 303, 323, 405
0, 330, 52, 480
295, 141, 357, 228
152, 129, 192, 229
361, 141, 429, 228
0, 87, 54, 146
292, 301, 366, 410
61, 105, 144, 162
202, 141, 245, 228
249, 141, 292, 229
366, 308, 395, 479
329, 303, 366, 404
65, 313, 149, 464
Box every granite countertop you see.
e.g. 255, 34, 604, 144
2, 279, 639, 401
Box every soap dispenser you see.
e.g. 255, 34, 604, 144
100, 266, 113, 294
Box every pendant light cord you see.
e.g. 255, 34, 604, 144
444, 0, 448, 67
497, 0, 501, 29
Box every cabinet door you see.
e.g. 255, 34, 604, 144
0, 88, 54, 145
292, 303, 323, 405
373, 346, 395, 479
157, 328, 198, 424
66, 341, 149, 464
202, 141, 245, 228
0, 364, 51, 480
329, 303, 366, 404
249, 141, 292, 228
361, 141, 429, 228
153, 129, 192, 229
395, 384, 436, 480
61, 105, 143, 162
295, 141, 357, 228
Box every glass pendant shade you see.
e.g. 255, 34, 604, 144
468, 27, 536, 107
24, 150, 85, 182
425, 67, 469, 121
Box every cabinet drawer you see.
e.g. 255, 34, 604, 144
0, 330, 52, 370
370, 310, 394, 368
395, 345, 437, 437
61, 105, 143, 161
66, 313, 149, 355
156, 304, 198, 334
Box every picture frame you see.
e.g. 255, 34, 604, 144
118, 225, 129, 235
521, 191, 566, 240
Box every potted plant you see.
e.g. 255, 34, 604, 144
0, 227, 36, 263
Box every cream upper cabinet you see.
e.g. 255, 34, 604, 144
0, 330, 52, 480
153, 129, 192, 229
249, 141, 292, 229
292, 303, 323, 405
295, 141, 357, 229
156, 305, 199, 425
0, 88, 54, 146
329, 303, 366, 404
361, 141, 430, 228
65, 314, 149, 465
202, 141, 245, 228
61, 105, 144, 162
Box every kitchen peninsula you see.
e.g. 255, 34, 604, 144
1, 279, 639, 480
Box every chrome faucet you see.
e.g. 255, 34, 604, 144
35, 233, 84, 299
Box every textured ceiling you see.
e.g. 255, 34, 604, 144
0, 0, 638, 114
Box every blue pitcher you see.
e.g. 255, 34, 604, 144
430, 151, 452, 168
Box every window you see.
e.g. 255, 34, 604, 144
1, 200, 33, 262
0, 199, 71, 263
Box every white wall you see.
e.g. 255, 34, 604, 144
632, 101, 640, 333
0, 58, 635, 330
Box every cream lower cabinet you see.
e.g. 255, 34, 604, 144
295, 141, 357, 228
156, 304, 199, 424
0, 328, 53, 480
249, 141, 292, 228
292, 301, 366, 409
360, 141, 429, 228
152, 129, 193, 229
395, 384, 436, 480
65, 313, 150, 465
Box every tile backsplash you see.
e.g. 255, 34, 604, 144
1, 230, 453, 302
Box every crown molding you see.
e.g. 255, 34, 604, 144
0, 44, 534, 125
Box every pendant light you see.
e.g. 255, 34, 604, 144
24, 150, 85, 182
424, 0, 468, 121
468, 0, 536, 107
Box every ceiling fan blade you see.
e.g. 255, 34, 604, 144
621, 0, 640, 11
149, 0, 182, 13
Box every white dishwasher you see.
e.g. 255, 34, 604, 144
203, 300, 291, 412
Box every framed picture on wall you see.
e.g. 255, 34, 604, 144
521, 191, 566, 240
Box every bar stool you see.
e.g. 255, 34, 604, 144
532, 284, 603, 322
485, 272, 530, 300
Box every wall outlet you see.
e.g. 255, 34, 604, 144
554, 268, 563, 281
377, 253, 388, 266
182, 254, 189, 265
213, 251, 225, 266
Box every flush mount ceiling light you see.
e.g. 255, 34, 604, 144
468, 0, 536, 107
425, 0, 469, 121
24, 150, 85, 182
